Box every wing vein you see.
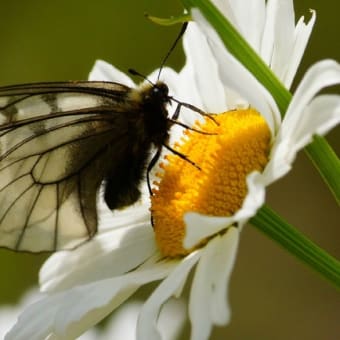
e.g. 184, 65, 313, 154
77, 174, 91, 238
0, 107, 122, 133
15, 184, 44, 250
0, 81, 129, 99
0, 182, 35, 226
0, 116, 115, 160
54, 183, 59, 251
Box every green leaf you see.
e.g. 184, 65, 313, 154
145, 13, 191, 26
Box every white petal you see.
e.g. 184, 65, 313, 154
0, 308, 18, 340
102, 302, 141, 340
56, 259, 178, 339
9, 259, 177, 340
78, 327, 100, 340
40, 224, 156, 292
266, 0, 295, 84
168, 48, 206, 129
264, 94, 340, 183
263, 60, 340, 184
211, 0, 266, 52
189, 240, 218, 340
192, 9, 281, 135
188, 229, 239, 340
137, 251, 201, 340
183, 23, 227, 113
260, 0, 276, 66
292, 94, 340, 148
229, 0, 266, 52
1, 290, 40, 340
184, 171, 265, 248
88, 60, 135, 87
210, 0, 236, 25
209, 228, 239, 325
97, 199, 150, 231
280, 60, 340, 146
184, 213, 234, 249
284, 10, 316, 88
167, 54, 204, 111
233, 172, 266, 229
5, 292, 68, 340
103, 298, 186, 340
158, 298, 188, 340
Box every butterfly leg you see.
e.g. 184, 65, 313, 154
162, 143, 201, 171
146, 147, 162, 196
171, 102, 182, 121
170, 103, 217, 135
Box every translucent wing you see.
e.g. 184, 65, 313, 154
0, 81, 132, 252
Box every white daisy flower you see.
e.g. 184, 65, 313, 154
6, 1, 340, 339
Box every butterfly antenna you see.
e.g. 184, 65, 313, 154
157, 22, 188, 81
128, 69, 154, 86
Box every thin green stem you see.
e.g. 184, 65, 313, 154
305, 136, 340, 205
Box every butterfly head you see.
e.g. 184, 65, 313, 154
143, 81, 170, 107
135, 81, 171, 119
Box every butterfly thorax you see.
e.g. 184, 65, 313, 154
135, 81, 171, 148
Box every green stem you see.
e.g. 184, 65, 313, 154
251, 205, 340, 288
305, 136, 340, 205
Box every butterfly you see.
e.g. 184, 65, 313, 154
0, 23, 210, 252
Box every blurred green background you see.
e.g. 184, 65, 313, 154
0, 0, 339, 339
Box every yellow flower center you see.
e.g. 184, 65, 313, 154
151, 108, 271, 257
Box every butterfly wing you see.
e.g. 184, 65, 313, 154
0, 81, 132, 252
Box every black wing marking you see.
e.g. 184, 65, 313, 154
0, 82, 133, 252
